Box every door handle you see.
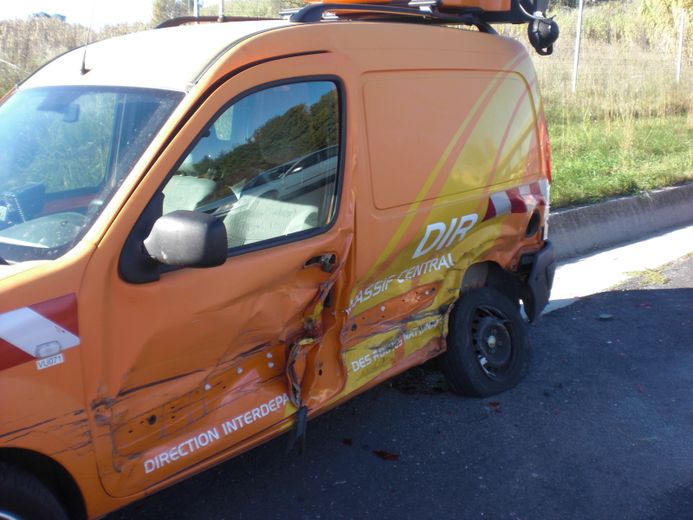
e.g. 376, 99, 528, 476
304, 253, 336, 273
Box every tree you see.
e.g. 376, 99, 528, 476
151, 0, 190, 26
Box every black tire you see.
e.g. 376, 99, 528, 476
0, 462, 69, 520
441, 287, 530, 397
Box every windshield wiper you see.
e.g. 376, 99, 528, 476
0, 236, 49, 248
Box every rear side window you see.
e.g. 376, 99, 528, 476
161, 80, 340, 250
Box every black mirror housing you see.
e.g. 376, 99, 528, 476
528, 18, 559, 56
144, 210, 228, 268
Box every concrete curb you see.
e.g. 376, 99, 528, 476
548, 182, 693, 260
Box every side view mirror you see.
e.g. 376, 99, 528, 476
528, 18, 560, 56
143, 210, 228, 268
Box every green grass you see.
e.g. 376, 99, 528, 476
549, 114, 693, 207
518, 2, 693, 208
625, 268, 670, 286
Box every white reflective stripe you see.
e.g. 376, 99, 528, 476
490, 191, 512, 215
519, 184, 532, 196
538, 179, 550, 199
0, 307, 79, 358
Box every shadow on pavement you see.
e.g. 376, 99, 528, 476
110, 286, 693, 520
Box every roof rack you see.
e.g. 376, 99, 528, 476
288, 3, 496, 33
156, 15, 275, 29
156, 1, 558, 56
287, 1, 559, 55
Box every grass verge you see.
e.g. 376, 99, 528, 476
549, 114, 693, 207
504, 2, 693, 207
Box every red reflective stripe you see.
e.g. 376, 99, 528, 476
0, 338, 34, 371
482, 198, 497, 222
506, 188, 527, 213
29, 294, 79, 336
0, 294, 79, 372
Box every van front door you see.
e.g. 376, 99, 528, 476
80, 60, 352, 497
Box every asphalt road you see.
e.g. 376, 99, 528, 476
110, 255, 693, 520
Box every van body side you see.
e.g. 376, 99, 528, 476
0, 20, 553, 519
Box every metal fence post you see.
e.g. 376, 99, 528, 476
676, 8, 685, 84
572, 0, 585, 93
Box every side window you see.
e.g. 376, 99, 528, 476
161, 80, 340, 249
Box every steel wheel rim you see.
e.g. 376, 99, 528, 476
471, 304, 514, 380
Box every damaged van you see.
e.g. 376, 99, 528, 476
0, 1, 558, 517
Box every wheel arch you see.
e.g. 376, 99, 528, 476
461, 261, 522, 303
0, 447, 86, 520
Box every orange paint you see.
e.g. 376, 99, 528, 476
0, 6, 555, 518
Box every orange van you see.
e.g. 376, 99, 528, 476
0, 1, 558, 517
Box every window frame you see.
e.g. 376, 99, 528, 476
162, 75, 346, 259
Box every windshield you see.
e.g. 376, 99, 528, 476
0, 86, 183, 263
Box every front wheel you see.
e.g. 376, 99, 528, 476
441, 287, 530, 397
0, 462, 69, 520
